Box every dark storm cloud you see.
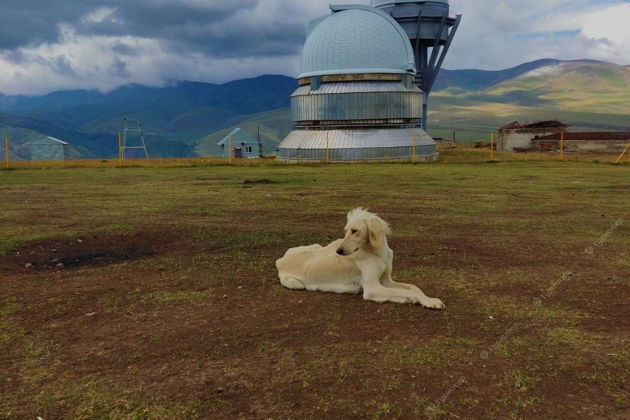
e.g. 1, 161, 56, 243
51, 55, 76, 76
0, 0, 311, 57
1, 0, 627, 95
110, 41, 138, 56
0, 0, 92, 49
108, 56, 128, 78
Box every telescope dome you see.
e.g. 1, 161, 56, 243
372, 0, 448, 6
299, 7, 416, 79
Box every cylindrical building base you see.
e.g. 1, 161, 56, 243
277, 127, 437, 162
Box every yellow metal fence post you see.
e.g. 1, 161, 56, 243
560, 131, 565, 161
412, 135, 417, 164
4, 136, 9, 169
118, 132, 122, 167
614, 142, 630, 165
228, 134, 233, 165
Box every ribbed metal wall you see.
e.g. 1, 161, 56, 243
278, 127, 436, 162
292, 82, 422, 122
279, 145, 436, 162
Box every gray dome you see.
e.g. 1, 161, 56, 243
372, 0, 448, 6
299, 7, 416, 79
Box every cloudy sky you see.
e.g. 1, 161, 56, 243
0, 0, 628, 95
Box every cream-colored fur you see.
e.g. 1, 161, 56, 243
276, 208, 445, 310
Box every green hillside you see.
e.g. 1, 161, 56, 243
427, 60, 630, 142
195, 109, 292, 156
0, 113, 195, 160
0, 76, 296, 150
486, 61, 630, 114
1, 60, 629, 157
209, 60, 630, 148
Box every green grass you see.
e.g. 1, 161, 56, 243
1, 151, 629, 418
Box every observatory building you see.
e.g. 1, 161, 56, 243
277, 1, 460, 162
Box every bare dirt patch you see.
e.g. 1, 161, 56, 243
242, 178, 277, 184
0, 231, 172, 274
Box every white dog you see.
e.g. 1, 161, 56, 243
276, 208, 445, 310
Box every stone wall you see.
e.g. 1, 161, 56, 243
533, 139, 629, 153
498, 127, 566, 151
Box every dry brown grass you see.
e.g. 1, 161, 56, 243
3, 148, 627, 170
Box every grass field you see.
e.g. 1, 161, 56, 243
1, 151, 629, 419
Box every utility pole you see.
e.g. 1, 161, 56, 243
118, 132, 122, 166
412, 135, 417, 164
228, 134, 233, 165
4, 136, 9, 169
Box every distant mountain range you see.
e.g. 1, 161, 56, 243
1, 59, 629, 159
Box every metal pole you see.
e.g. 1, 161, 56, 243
412, 135, 417, 164
427, 15, 462, 93
490, 133, 494, 161
4, 136, 9, 169
228, 134, 233, 165
560, 131, 565, 161
122, 119, 126, 160
426, 12, 448, 77
614, 142, 630, 164
118, 132, 122, 166
422, 92, 429, 131
140, 122, 149, 159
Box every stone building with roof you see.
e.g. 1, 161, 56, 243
533, 132, 630, 153
498, 121, 568, 151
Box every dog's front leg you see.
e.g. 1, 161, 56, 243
379, 251, 445, 309
360, 264, 442, 308
380, 275, 444, 309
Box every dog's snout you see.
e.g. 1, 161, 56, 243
336, 248, 344, 255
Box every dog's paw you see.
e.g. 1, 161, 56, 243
421, 297, 445, 310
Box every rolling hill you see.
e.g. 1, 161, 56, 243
1, 59, 628, 158
427, 59, 630, 141
0, 113, 195, 160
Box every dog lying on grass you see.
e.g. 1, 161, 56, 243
276, 208, 445, 310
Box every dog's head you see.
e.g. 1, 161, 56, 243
336, 208, 391, 256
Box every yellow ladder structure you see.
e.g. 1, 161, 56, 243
615, 142, 630, 165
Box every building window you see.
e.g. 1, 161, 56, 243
246, 146, 252, 153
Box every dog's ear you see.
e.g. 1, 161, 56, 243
367, 215, 391, 248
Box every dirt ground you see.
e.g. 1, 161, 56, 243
1, 159, 629, 419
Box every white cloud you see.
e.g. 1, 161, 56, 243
0, 26, 300, 95
82, 7, 117, 24
581, 3, 630, 43
0, 0, 628, 94
445, 0, 630, 69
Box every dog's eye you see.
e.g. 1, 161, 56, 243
351, 229, 358, 234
